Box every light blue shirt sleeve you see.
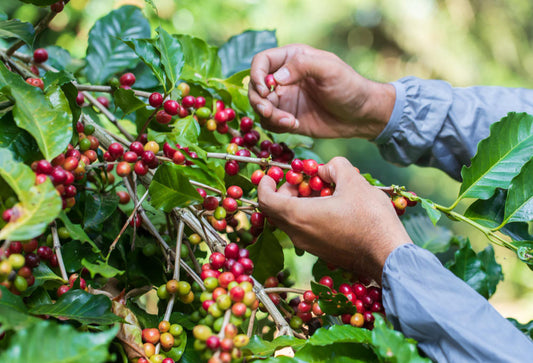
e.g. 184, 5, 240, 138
382, 244, 533, 362
374, 76, 533, 180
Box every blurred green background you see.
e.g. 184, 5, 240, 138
2, 0, 532, 321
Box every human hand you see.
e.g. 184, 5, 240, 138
257, 157, 412, 282
248, 44, 396, 139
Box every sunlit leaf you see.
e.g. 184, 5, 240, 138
149, 163, 203, 211
0, 19, 34, 47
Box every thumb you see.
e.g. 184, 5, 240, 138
273, 50, 325, 86
257, 175, 291, 216
318, 157, 362, 193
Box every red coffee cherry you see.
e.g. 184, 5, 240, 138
164, 100, 179, 115
309, 176, 324, 191
265, 74, 277, 91
240, 117, 254, 133
97, 96, 109, 109
227, 185, 243, 199
149, 92, 163, 108
251, 169, 265, 185
33, 48, 48, 63
266, 166, 284, 183
119, 72, 136, 86
285, 170, 303, 185
302, 159, 319, 176
181, 96, 195, 108
156, 110, 172, 124
224, 160, 239, 176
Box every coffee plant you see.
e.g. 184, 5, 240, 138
0, 2, 531, 362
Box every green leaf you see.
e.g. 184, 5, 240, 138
84, 192, 120, 229
0, 320, 118, 363
155, 26, 184, 90
311, 258, 346, 290
169, 312, 196, 330
371, 315, 430, 362
0, 19, 34, 47
61, 240, 99, 273
243, 335, 306, 357
123, 38, 166, 88
29, 289, 121, 325
0, 112, 41, 164
446, 240, 503, 299
19, 0, 59, 5
271, 133, 314, 150
247, 228, 284, 284
45, 46, 72, 71
458, 112, 533, 201
174, 34, 222, 82
0, 285, 27, 313
361, 173, 385, 187
42, 69, 75, 90
218, 30, 277, 77
311, 281, 355, 316
503, 158, 533, 224
0, 305, 39, 332
0, 149, 62, 241
264, 342, 376, 363
164, 332, 187, 362
465, 189, 532, 241
402, 214, 453, 253
149, 163, 203, 212
58, 211, 100, 252
308, 324, 372, 346
0, 62, 72, 160
126, 300, 159, 330
85, 5, 151, 84
173, 115, 201, 144
26, 262, 64, 294
82, 258, 125, 278
114, 88, 146, 115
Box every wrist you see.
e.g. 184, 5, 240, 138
357, 82, 396, 139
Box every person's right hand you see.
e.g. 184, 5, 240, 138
257, 157, 412, 283
248, 44, 396, 140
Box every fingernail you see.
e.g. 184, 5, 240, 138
256, 104, 265, 115
279, 117, 293, 129
294, 118, 300, 129
257, 84, 268, 96
274, 67, 290, 83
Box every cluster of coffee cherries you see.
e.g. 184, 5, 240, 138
192, 322, 249, 363
25, 48, 49, 89
0, 238, 57, 294
391, 194, 417, 216
137, 321, 185, 363
316, 275, 384, 330
156, 278, 194, 304
56, 273, 87, 298
250, 158, 333, 197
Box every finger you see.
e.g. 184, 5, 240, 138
277, 181, 299, 197
257, 176, 292, 216
250, 47, 293, 97
318, 157, 361, 193
272, 46, 329, 86
248, 87, 273, 119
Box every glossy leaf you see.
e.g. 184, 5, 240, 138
43, 69, 75, 90
114, 88, 146, 115
62, 240, 99, 273
308, 324, 372, 346
155, 26, 184, 90
0, 19, 34, 47
45, 45, 72, 71
402, 214, 453, 253
0, 285, 27, 313
247, 228, 284, 284
503, 158, 533, 224
218, 30, 277, 77
173, 115, 201, 144
243, 335, 305, 357
0, 62, 72, 160
84, 192, 120, 229
85, 6, 150, 84
0, 320, 118, 363
209, 70, 254, 115
123, 38, 166, 88
59, 211, 100, 251
165, 332, 187, 362
82, 258, 125, 278
0, 113, 41, 164
0, 149, 61, 240
263, 342, 376, 363
311, 281, 355, 315
0, 305, 39, 332
149, 163, 203, 212
311, 258, 346, 289
458, 112, 533, 201
174, 34, 222, 82
465, 189, 532, 241
26, 262, 64, 295
29, 289, 121, 325
371, 315, 430, 362
446, 240, 503, 299
508, 318, 533, 340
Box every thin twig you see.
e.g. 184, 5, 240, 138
247, 308, 258, 337
264, 287, 307, 295
218, 309, 232, 338
51, 223, 68, 281
252, 276, 293, 337
206, 152, 291, 169
83, 91, 135, 141
75, 84, 152, 99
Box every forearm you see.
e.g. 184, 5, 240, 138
374, 77, 533, 180
382, 244, 533, 362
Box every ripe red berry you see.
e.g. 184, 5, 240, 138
266, 166, 284, 183
224, 160, 239, 176
172, 150, 185, 165
116, 161, 131, 177
129, 141, 144, 156
50, 1, 64, 12
269, 143, 283, 157
181, 96, 195, 108
243, 132, 259, 147
117, 191, 130, 204
302, 159, 319, 176
149, 92, 163, 108
209, 252, 226, 270
141, 150, 156, 165
309, 175, 324, 191
36, 160, 53, 175
227, 185, 243, 199
250, 212, 264, 228
26, 77, 44, 90
195, 96, 206, 109
155, 110, 172, 124
134, 160, 148, 176
122, 151, 137, 163
119, 72, 136, 86
285, 170, 303, 185
57, 284, 70, 297
203, 196, 219, 211
221, 197, 238, 213
235, 149, 251, 158
251, 169, 265, 185
108, 143, 124, 159
164, 100, 179, 115
75, 92, 84, 106
239, 117, 254, 133
224, 243, 239, 260
318, 276, 334, 289
265, 74, 277, 91
51, 167, 67, 185
33, 48, 48, 63
406, 192, 418, 207
303, 290, 316, 303
97, 96, 109, 109
224, 108, 236, 122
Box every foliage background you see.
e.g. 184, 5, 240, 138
2, 0, 532, 321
